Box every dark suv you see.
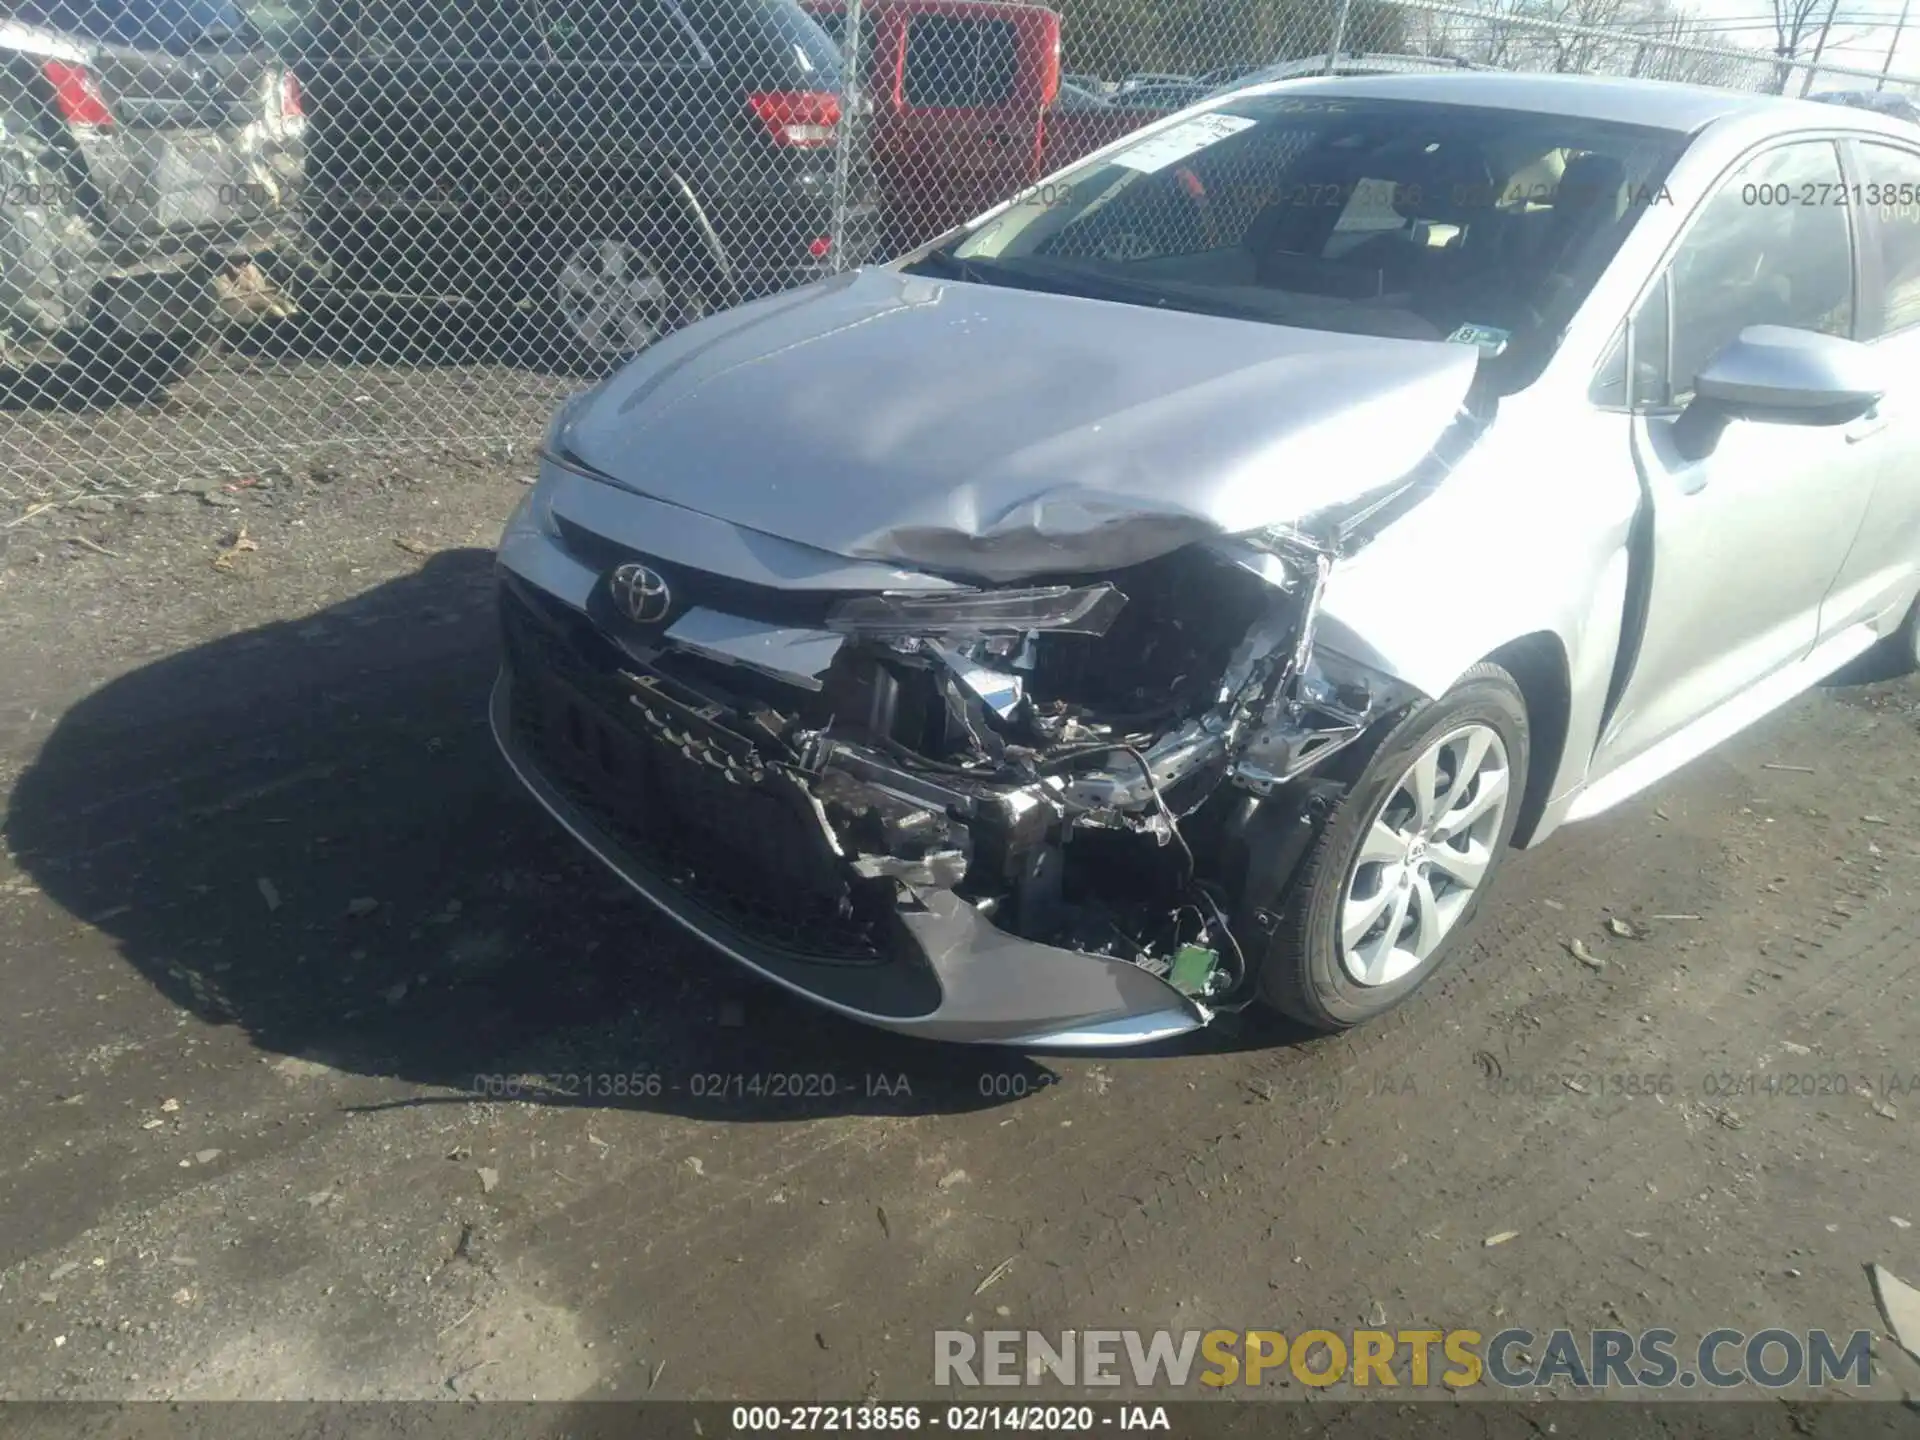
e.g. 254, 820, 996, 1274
2, 0, 308, 392
293, 0, 877, 371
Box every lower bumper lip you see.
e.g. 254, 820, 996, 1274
488, 668, 1210, 1049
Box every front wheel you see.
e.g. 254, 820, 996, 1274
1255, 662, 1530, 1031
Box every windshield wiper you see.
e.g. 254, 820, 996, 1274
901, 249, 1006, 286
978, 260, 1284, 323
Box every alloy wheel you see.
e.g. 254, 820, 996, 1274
552, 238, 689, 361
1340, 722, 1512, 987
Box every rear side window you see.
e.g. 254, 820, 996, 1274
540, 0, 704, 63
322, 0, 540, 59
903, 14, 1015, 108
12, 0, 256, 50
1856, 142, 1920, 338
675, 0, 840, 80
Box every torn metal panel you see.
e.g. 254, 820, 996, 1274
1232, 647, 1424, 795
662, 607, 845, 691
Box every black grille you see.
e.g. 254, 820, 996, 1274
500, 584, 891, 963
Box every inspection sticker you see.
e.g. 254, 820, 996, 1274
1447, 322, 1511, 356
1112, 113, 1257, 174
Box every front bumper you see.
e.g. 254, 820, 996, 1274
487, 585, 1210, 1050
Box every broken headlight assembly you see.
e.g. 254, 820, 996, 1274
823, 583, 1127, 639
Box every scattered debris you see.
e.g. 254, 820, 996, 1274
383, 981, 409, 1005
975, 1257, 1017, 1295
1893, 1217, 1913, 1230
160, 1098, 180, 1113
72, 535, 122, 559
394, 536, 430, 556
1873, 1100, 1899, 1121
937, 1170, 969, 1191
211, 527, 257, 570
140, 1118, 165, 1131
877, 1206, 891, 1239
684, 1158, 705, 1178
477, 1167, 499, 1194
1541, 899, 1565, 911
193, 1150, 222, 1165
5, 500, 57, 528
1563, 1078, 1589, 1094
1565, 938, 1604, 970
345, 897, 379, 918
1762, 763, 1815, 774
650, 1360, 666, 1393
1863, 815, 1890, 825
1605, 916, 1637, 939
256, 877, 281, 912
1782, 1041, 1812, 1056
48, 1262, 76, 1282
1870, 1266, 1920, 1366
303, 1190, 339, 1209
1484, 1231, 1520, 1248
445, 1359, 495, 1395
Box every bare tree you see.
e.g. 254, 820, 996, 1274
1770, 0, 1828, 90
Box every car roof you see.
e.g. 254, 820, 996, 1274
1228, 69, 1910, 136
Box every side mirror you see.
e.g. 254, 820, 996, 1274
1673, 325, 1883, 460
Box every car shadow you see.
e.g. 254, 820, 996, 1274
2, 547, 1058, 1121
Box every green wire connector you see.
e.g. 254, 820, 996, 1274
1169, 943, 1218, 998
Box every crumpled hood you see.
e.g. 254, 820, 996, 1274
559, 267, 1478, 581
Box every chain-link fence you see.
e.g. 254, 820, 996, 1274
3, 0, 1918, 512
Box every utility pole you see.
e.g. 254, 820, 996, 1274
1800, 0, 1842, 96
1879, 0, 1912, 89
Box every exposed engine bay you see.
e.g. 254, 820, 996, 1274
592, 527, 1423, 1012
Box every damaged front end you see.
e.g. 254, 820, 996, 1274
493, 503, 1423, 1046
800, 532, 1420, 1007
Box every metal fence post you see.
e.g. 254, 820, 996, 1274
1326, 0, 1354, 74
830, 0, 867, 274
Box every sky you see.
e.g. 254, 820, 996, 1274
1687, 0, 1919, 90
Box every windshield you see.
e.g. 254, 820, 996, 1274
915, 93, 1687, 386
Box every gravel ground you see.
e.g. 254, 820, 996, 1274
1, 369, 1919, 1412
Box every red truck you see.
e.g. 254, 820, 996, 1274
803, 0, 1169, 251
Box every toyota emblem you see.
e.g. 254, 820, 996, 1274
608, 562, 672, 625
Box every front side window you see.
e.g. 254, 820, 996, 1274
921, 94, 1687, 392
1663, 141, 1854, 402
1856, 142, 1920, 338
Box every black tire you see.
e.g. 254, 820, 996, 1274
1255, 662, 1531, 1032
527, 211, 713, 377
1855, 591, 1920, 683
69, 322, 204, 402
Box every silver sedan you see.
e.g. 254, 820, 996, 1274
493, 72, 1920, 1046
